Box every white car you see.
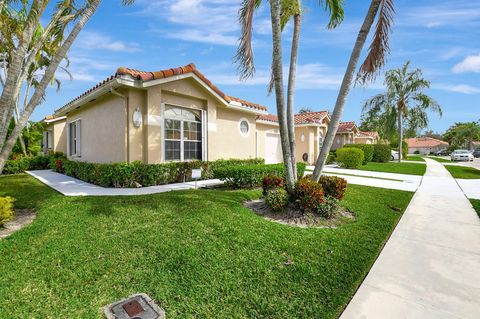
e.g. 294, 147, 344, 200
450, 149, 474, 162
391, 150, 400, 161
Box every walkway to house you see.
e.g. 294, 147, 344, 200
27, 170, 223, 196
306, 165, 422, 192
340, 158, 480, 319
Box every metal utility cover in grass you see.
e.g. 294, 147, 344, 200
103, 293, 165, 319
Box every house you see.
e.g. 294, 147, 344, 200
256, 111, 330, 164
42, 63, 376, 165
331, 121, 379, 150
406, 137, 449, 155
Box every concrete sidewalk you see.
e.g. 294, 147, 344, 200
456, 179, 480, 200
27, 170, 223, 196
340, 158, 480, 319
306, 165, 422, 192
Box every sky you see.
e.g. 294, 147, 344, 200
33, 0, 480, 133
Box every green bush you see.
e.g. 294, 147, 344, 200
262, 174, 285, 196
344, 144, 374, 164
315, 196, 339, 219
3, 154, 52, 175
265, 188, 289, 211
293, 178, 325, 214
390, 140, 408, 159
214, 163, 306, 188
336, 148, 364, 169
326, 151, 336, 164
372, 144, 391, 162
0, 196, 14, 226
319, 175, 347, 200
58, 158, 265, 188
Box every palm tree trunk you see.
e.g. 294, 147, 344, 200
286, 13, 301, 180
311, 0, 382, 181
0, 0, 101, 173
398, 109, 403, 162
269, 0, 295, 192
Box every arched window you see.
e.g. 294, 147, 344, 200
164, 106, 202, 161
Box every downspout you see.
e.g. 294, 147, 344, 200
110, 88, 129, 163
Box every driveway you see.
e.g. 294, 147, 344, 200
340, 158, 480, 319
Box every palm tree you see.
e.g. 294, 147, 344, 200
362, 61, 442, 162
311, 0, 395, 181
235, 0, 344, 191
0, 0, 134, 173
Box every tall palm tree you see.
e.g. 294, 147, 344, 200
235, 0, 344, 191
311, 0, 395, 181
362, 61, 442, 162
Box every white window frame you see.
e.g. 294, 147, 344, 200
239, 117, 250, 137
163, 105, 205, 162
67, 119, 81, 157
43, 130, 53, 150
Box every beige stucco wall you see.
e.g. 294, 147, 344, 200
333, 132, 355, 150
66, 94, 126, 163
127, 88, 147, 162
355, 136, 375, 145
53, 120, 67, 154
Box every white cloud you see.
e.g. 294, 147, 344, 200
76, 31, 141, 52
166, 30, 238, 46
436, 84, 480, 94
403, 2, 480, 28
452, 54, 480, 73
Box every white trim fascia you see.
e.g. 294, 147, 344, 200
54, 80, 121, 116
295, 123, 323, 128
43, 116, 66, 124
255, 119, 279, 126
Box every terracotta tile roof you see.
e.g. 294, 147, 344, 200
257, 111, 329, 125
406, 137, 449, 148
337, 121, 357, 133
116, 63, 267, 111
55, 63, 267, 114
357, 131, 379, 139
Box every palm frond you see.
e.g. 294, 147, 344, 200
234, 0, 261, 80
356, 0, 395, 84
320, 0, 345, 29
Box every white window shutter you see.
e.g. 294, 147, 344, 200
76, 120, 81, 157
66, 124, 71, 156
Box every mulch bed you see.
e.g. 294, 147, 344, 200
244, 199, 355, 228
0, 209, 36, 240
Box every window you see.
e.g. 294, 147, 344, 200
68, 120, 81, 157
164, 106, 202, 161
239, 119, 250, 136
43, 131, 53, 149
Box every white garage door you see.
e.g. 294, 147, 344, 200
265, 133, 283, 164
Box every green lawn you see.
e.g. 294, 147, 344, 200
445, 165, 480, 179
357, 162, 426, 176
470, 199, 480, 218
426, 156, 452, 163
0, 174, 413, 318
405, 156, 424, 162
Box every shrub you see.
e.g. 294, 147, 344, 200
314, 196, 339, 219
336, 148, 364, 169
214, 163, 306, 188
319, 175, 347, 200
326, 151, 336, 164
0, 196, 14, 226
262, 174, 285, 196
344, 144, 374, 164
414, 150, 420, 154
58, 158, 266, 188
372, 144, 391, 162
3, 154, 52, 175
390, 140, 408, 159
265, 188, 289, 211
293, 178, 324, 213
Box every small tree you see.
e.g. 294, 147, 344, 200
361, 61, 442, 162
444, 121, 480, 150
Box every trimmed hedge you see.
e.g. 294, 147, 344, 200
0, 196, 14, 226
336, 148, 364, 169
58, 158, 265, 188
344, 144, 374, 164
372, 144, 391, 162
3, 155, 52, 175
213, 163, 306, 188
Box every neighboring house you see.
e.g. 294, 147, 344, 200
355, 130, 379, 145
332, 121, 379, 150
256, 111, 330, 164
406, 137, 449, 155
